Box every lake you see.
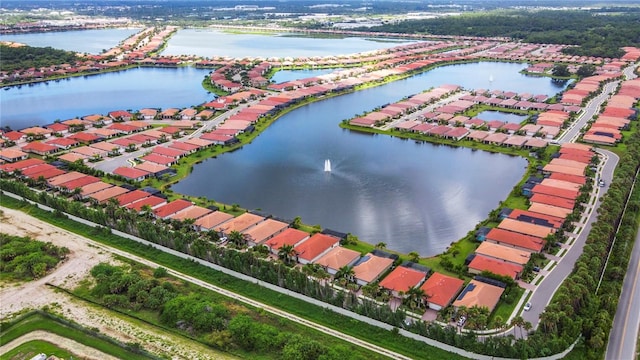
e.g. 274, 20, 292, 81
476, 110, 528, 124
172, 62, 545, 256
1, 60, 564, 255
271, 68, 342, 84
0, 28, 142, 54
1, 67, 212, 130
161, 29, 417, 58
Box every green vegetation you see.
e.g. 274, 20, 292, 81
1, 340, 74, 360
365, 9, 640, 58
0, 311, 157, 359
0, 44, 81, 72
80, 262, 382, 360
0, 232, 69, 281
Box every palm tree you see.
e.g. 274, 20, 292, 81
403, 286, 426, 311
375, 242, 387, 250
278, 244, 297, 265
408, 251, 420, 263
228, 230, 247, 248
334, 265, 355, 287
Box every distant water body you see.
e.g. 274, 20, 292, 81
0, 28, 142, 54
161, 29, 416, 58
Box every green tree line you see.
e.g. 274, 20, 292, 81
0, 44, 81, 72
362, 10, 640, 58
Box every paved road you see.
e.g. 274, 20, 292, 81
605, 188, 640, 360
521, 149, 619, 328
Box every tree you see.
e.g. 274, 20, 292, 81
291, 216, 302, 229
375, 242, 387, 249
334, 265, 355, 286
403, 286, 426, 311
551, 64, 570, 77
408, 251, 420, 263
278, 244, 297, 266
576, 64, 596, 77
227, 230, 247, 248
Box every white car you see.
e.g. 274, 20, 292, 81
524, 302, 532, 311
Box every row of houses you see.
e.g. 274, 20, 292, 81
583, 78, 640, 145
468, 143, 594, 281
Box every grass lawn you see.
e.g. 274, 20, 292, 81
1, 340, 75, 360
0, 312, 154, 360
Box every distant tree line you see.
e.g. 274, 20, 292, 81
361, 10, 640, 58
0, 44, 80, 72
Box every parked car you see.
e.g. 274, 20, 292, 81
457, 316, 467, 326
524, 302, 532, 311
599, 179, 605, 187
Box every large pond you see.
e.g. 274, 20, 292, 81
1, 60, 566, 255
1, 67, 212, 130
271, 68, 342, 84
0, 28, 142, 54
171, 62, 553, 256
476, 110, 528, 124
161, 29, 417, 58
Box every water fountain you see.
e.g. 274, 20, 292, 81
324, 159, 332, 172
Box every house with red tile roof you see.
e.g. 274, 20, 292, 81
152, 146, 186, 159
168, 141, 199, 154
154, 199, 193, 219
125, 196, 167, 211
0, 148, 29, 163
45, 122, 70, 135
58, 175, 100, 192
46, 171, 86, 187
420, 272, 465, 311
468, 254, 524, 280
530, 193, 575, 210
1, 158, 48, 173
352, 254, 395, 286
498, 218, 555, 239
379, 265, 428, 298
507, 209, 565, 229
170, 205, 213, 222
113, 190, 152, 207
264, 228, 310, 254
68, 132, 101, 144
3, 131, 27, 144
452, 279, 505, 313
108, 110, 133, 121
314, 247, 362, 276
475, 242, 531, 266
194, 211, 235, 232
485, 228, 546, 253
21, 141, 59, 156
531, 184, 579, 200
242, 219, 290, 247
46, 137, 79, 150
140, 153, 176, 166
88, 186, 130, 204
294, 233, 340, 265
215, 212, 265, 236
113, 166, 150, 181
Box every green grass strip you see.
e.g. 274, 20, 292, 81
0, 311, 154, 359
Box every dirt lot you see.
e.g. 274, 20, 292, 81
0, 206, 237, 360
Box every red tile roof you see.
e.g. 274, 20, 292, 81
294, 233, 340, 262
468, 255, 523, 279
113, 166, 149, 180
154, 199, 193, 218
141, 153, 175, 165
0, 158, 42, 172
115, 190, 151, 206
507, 209, 564, 229
264, 228, 310, 250
379, 266, 426, 294
530, 193, 575, 209
125, 196, 167, 211
352, 255, 395, 284
420, 272, 465, 308
58, 175, 100, 190
485, 228, 545, 252
21, 141, 58, 153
